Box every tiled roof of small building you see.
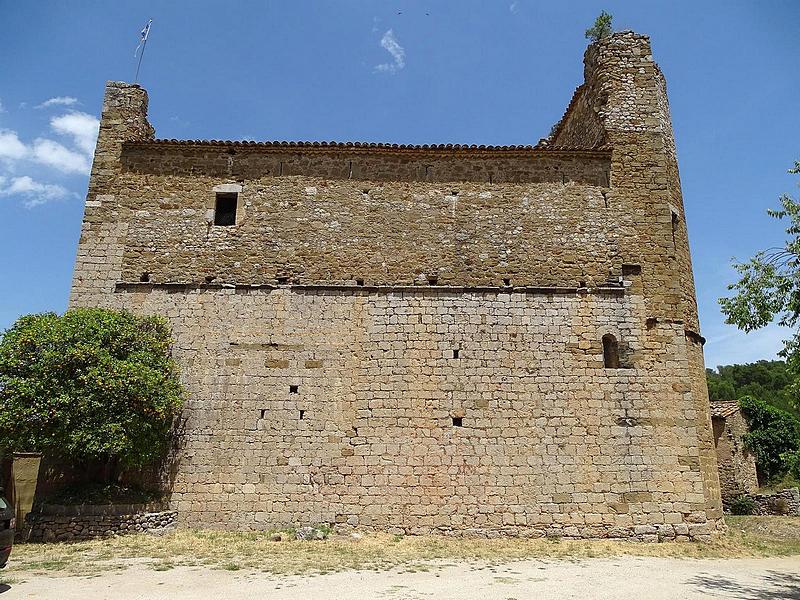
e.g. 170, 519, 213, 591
710, 400, 740, 419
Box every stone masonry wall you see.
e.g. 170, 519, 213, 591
750, 488, 800, 516
87, 285, 719, 541
68, 31, 724, 539
114, 179, 629, 289
122, 142, 611, 185
27, 509, 177, 542
713, 411, 759, 501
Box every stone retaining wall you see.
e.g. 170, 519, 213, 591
751, 488, 800, 516
26, 505, 177, 542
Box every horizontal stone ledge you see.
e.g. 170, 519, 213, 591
115, 281, 627, 296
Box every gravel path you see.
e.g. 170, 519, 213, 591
2, 556, 799, 599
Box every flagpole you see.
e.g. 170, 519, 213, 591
134, 21, 151, 83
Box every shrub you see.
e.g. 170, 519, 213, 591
45, 483, 161, 506
738, 395, 800, 483
730, 495, 757, 516
585, 11, 613, 42
0, 308, 184, 474
784, 449, 800, 481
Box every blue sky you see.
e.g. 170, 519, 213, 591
0, 1, 798, 368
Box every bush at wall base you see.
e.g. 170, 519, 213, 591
0, 308, 185, 480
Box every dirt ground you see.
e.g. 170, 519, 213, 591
2, 517, 799, 599
1, 556, 799, 599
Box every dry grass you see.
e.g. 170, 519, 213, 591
5, 516, 800, 578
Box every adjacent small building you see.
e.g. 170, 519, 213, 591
710, 401, 759, 502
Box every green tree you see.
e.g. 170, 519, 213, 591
720, 162, 800, 390
706, 360, 798, 413
0, 308, 184, 477
738, 395, 800, 483
585, 11, 613, 42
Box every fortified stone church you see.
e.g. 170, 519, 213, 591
70, 31, 724, 540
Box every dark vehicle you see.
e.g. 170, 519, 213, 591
0, 491, 13, 568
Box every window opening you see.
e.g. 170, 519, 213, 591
671, 211, 679, 250
602, 334, 621, 369
214, 192, 238, 226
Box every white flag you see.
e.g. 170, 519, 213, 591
134, 20, 152, 58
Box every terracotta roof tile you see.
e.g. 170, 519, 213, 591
138, 138, 610, 153
710, 400, 740, 419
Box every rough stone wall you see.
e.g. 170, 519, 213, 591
750, 488, 800, 516
114, 179, 630, 288
122, 142, 611, 185
69, 82, 153, 307
27, 509, 177, 542
549, 85, 607, 150
712, 411, 759, 500
68, 31, 724, 539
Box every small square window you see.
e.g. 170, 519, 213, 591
214, 193, 238, 226
289, 385, 299, 394
452, 416, 463, 427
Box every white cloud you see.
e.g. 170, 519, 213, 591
0, 97, 98, 207
50, 111, 99, 155
0, 130, 28, 160
510, 2, 520, 13
375, 29, 406, 74
37, 96, 79, 109
31, 138, 91, 174
0, 98, 5, 113
0, 175, 73, 208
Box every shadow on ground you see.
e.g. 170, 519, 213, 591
688, 571, 800, 599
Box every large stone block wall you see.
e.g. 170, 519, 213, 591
68, 30, 725, 539
95, 285, 722, 540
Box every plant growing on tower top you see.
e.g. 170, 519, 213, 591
585, 11, 613, 42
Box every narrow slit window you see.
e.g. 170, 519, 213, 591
671, 211, 679, 250
452, 349, 460, 359
299, 410, 305, 420
602, 334, 621, 369
214, 192, 238, 226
